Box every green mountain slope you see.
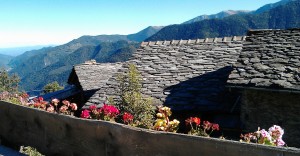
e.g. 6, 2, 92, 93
19, 41, 139, 91
146, 0, 300, 41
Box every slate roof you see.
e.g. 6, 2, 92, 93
69, 28, 300, 111
68, 61, 123, 91
79, 36, 245, 111
227, 29, 300, 91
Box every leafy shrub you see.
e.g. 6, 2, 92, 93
20, 146, 44, 156
116, 64, 154, 128
43, 81, 64, 93
0, 68, 20, 93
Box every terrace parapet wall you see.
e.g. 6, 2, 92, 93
0, 101, 299, 156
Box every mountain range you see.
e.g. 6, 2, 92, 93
6, 0, 300, 92
146, 0, 299, 41
9, 26, 162, 91
182, 10, 251, 24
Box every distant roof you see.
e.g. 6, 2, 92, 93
68, 61, 123, 91
227, 28, 300, 91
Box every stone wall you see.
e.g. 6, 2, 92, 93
0, 101, 299, 156
87, 37, 245, 111
240, 89, 300, 147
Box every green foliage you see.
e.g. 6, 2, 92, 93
0, 68, 20, 93
43, 81, 64, 93
117, 64, 154, 128
20, 146, 44, 156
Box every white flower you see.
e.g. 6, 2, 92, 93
268, 125, 284, 139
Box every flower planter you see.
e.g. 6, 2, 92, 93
0, 101, 299, 156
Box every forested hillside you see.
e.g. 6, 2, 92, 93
19, 41, 139, 90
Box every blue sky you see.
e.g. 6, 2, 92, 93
0, 0, 280, 48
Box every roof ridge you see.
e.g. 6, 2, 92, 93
141, 36, 246, 46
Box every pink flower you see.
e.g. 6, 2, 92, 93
260, 129, 272, 141
275, 138, 285, 146
211, 123, 220, 131
51, 98, 60, 106
80, 110, 91, 119
89, 105, 97, 110
268, 125, 284, 140
202, 121, 212, 130
62, 100, 70, 107
70, 103, 78, 111
46, 105, 55, 113
59, 105, 68, 113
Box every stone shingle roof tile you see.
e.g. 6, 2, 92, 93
73, 62, 123, 91
227, 29, 300, 90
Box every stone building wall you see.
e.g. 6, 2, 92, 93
87, 37, 245, 111
240, 89, 300, 147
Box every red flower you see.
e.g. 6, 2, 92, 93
34, 102, 40, 108
123, 112, 134, 124
185, 117, 201, 126
38, 97, 43, 102
99, 104, 119, 118
212, 123, 220, 131
192, 117, 201, 126
21, 93, 29, 99
80, 110, 91, 119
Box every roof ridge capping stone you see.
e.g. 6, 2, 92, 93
78, 61, 123, 66
141, 36, 246, 46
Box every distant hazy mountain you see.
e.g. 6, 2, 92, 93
0, 54, 13, 68
183, 10, 250, 24
127, 26, 164, 41
0, 45, 53, 56
146, 0, 300, 41
9, 25, 162, 91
